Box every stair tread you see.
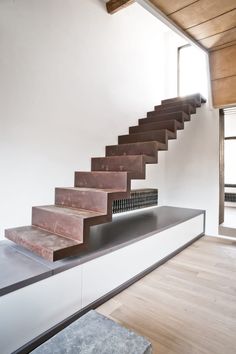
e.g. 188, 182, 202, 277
120, 129, 175, 138
75, 171, 128, 175
92, 154, 148, 159
56, 187, 126, 194
139, 111, 189, 124
34, 205, 107, 219
5, 226, 83, 261
130, 119, 183, 133
92, 154, 154, 163
147, 104, 195, 117
162, 93, 206, 106
155, 100, 197, 110
106, 141, 164, 148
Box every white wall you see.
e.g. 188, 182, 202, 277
0, 0, 219, 239
165, 106, 219, 235
0, 0, 169, 238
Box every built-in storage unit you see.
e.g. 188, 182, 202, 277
0, 206, 205, 354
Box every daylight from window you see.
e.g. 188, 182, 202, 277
178, 45, 208, 99
225, 112, 236, 185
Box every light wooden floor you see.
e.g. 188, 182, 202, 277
97, 236, 236, 354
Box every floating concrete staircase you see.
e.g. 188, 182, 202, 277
5, 93, 206, 261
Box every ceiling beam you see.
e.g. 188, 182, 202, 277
106, 0, 135, 14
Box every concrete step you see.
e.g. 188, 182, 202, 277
161, 93, 206, 107
129, 119, 183, 134
91, 155, 148, 179
139, 111, 188, 125
106, 141, 161, 161
118, 129, 175, 145
32, 205, 107, 242
5, 226, 83, 262
154, 101, 196, 114
74, 171, 130, 191
147, 103, 195, 117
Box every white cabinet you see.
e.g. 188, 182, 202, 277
81, 214, 204, 307
0, 266, 82, 354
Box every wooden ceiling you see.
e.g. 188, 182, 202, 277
107, 0, 236, 107
148, 0, 236, 51
107, 0, 236, 52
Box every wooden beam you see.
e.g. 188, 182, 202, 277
106, 0, 135, 14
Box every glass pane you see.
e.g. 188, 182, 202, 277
225, 140, 236, 184
225, 113, 236, 137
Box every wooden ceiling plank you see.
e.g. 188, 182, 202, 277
149, 0, 198, 15
199, 27, 236, 49
187, 9, 236, 40
210, 40, 236, 51
210, 44, 236, 80
170, 0, 236, 30
106, 0, 135, 14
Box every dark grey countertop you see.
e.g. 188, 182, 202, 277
0, 206, 205, 296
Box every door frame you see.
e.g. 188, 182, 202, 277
219, 109, 225, 225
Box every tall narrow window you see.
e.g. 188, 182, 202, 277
178, 45, 208, 98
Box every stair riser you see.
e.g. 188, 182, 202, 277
147, 104, 195, 117
55, 188, 108, 213
155, 99, 198, 110
129, 120, 183, 134
32, 207, 84, 242
74, 172, 130, 191
118, 130, 175, 145
91, 156, 146, 179
139, 112, 189, 125
106, 142, 158, 161
154, 102, 196, 114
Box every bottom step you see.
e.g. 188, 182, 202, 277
5, 226, 83, 262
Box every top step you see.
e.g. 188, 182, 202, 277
161, 94, 206, 107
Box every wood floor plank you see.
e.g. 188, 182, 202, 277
97, 236, 236, 354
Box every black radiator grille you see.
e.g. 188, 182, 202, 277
225, 193, 236, 203
112, 189, 158, 214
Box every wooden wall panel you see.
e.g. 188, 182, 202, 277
212, 75, 236, 107
170, 0, 236, 29
211, 43, 236, 107
210, 45, 236, 80
187, 10, 236, 40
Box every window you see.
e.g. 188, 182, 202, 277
225, 139, 236, 184
178, 45, 208, 98
224, 109, 236, 185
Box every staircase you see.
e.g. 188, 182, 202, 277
5, 93, 206, 261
